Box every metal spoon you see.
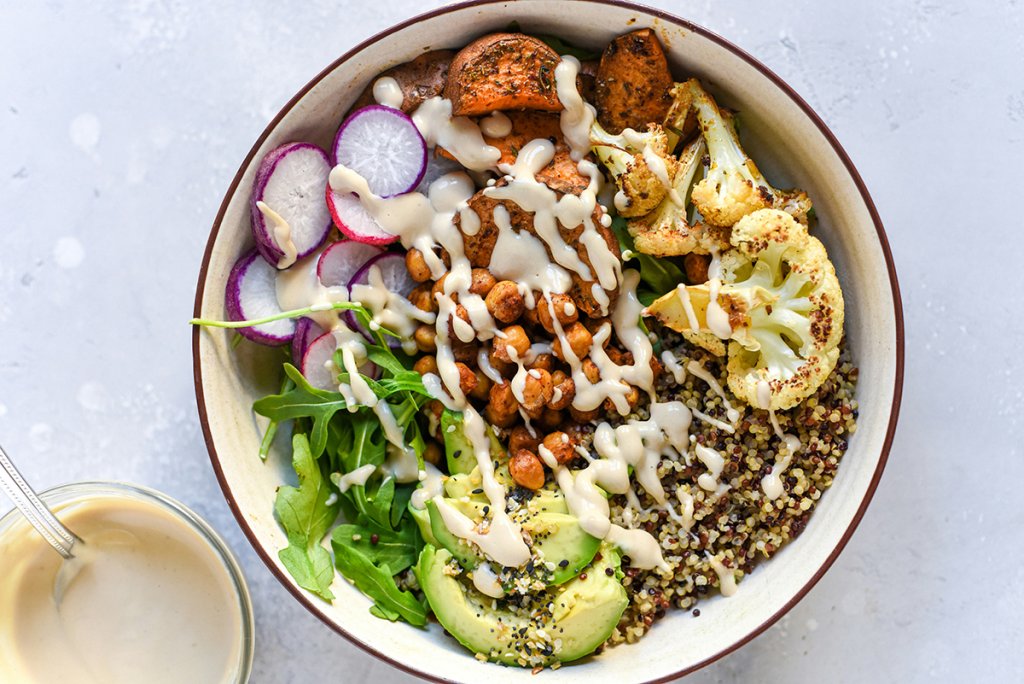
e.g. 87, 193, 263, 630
0, 442, 78, 558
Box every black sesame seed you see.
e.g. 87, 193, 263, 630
558, 559, 569, 568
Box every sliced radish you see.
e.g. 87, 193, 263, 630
292, 317, 325, 366
316, 240, 383, 288
332, 106, 427, 197
301, 331, 380, 391
346, 252, 418, 347
325, 185, 400, 246
251, 143, 333, 268
225, 249, 294, 346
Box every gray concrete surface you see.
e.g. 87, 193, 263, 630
2, 0, 1021, 681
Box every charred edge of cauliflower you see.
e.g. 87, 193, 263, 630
591, 122, 677, 218
721, 209, 844, 410
627, 137, 730, 258
685, 79, 813, 228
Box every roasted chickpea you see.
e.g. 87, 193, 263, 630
413, 355, 438, 376
424, 399, 444, 438
542, 431, 576, 465
509, 425, 541, 453
414, 324, 436, 353
432, 273, 457, 304
684, 253, 711, 284
492, 325, 530, 363
447, 304, 475, 342
486, 350, 516, 379
451, 340, 478, 363
509, 449, 546, 490
569, 405, 602, 423
469, 268, 497, 296
552, 322, 593, 361
527, 353, 555, 373
405, 248, 432, 283
603, 383, 641, 414
521, 304, 541, 328
408, 284, 435, 313
520, 368, 554, 411
486, 382, 519, 428
469, 369, 492, 402
548, 373, 575, 411
485, 281, 525, 324
537, 293, 579, 333
423, 441, 443, 466
455, 362, 478, 396
606, 347, 633, 366
539, 408, 564, 431
581, 358, 601, 384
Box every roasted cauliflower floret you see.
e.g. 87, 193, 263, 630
626, 137, 729, 257
686, 79, 813, 228
591, 121, 677, 217
644, 209, 844, 410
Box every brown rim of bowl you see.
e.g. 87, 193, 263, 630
192, 1, 905, 681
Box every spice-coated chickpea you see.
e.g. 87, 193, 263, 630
539, 407, 564, 431
455, 362, 478, 397
537, 293, 579, 333
508, 425, 541, 453
469, 268, 497, 297
527, 353, 555, 373
414, 324, 436, 353
413, 355, 439, 376
684, 253, 711, 284
552, 322, 593, 361
492, 325, 530, 363
485, 281, 525, 323
469, 369, 492, 402
408, 284, 435, 314
509, 449, 546, 490
542, 431, 576, 465
405, 248, 432, 283
423, 442, 443, 466
548, 374, 575, 411
520, 368, 554, 411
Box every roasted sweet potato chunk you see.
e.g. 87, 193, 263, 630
347, 50, 455, 116
482, 112, 590, 195
595, 29, 674, 133
444, 34, 562, 116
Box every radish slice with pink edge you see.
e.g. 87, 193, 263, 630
251, 143, 333, 269
301, 331, 380, 391
225, 249, 295, 346
326, 185, 400, 246
346, 252, 419, 348
292, 317, 325, 366
332, 105, 427, 197
316, 240, 384, 288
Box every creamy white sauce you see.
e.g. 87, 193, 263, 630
351, 264, 436, 356
372, 76, 405, 109
554, 56, 596, 161
675, 486, 695, 532
412, 97, 501, 172
411, 463, 445, 509
708, 555, 738, 597
256, 200, 298, 269
761, 409, 802, 500
661, 350, 688, 384
694, 444, 729, 496
480, 111, 513, 138
471, 562, 505, 598
381, 440, 420, 484
687, 360, 741, 424
333, 464, 376, 493
0, 495, 243, 682
705, 277, 733, 339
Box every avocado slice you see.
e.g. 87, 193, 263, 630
425, 498, 601, 585
408, 500, 439, 547
417, 544, 627, 665
442, 409, 505, 475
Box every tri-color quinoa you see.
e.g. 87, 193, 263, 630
600, 332, 859, 647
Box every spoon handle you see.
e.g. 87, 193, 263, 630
0, 443, 76, 558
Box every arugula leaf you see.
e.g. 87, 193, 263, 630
332, 541, 427, 626
274, 433, 340, 601
331, 521, 422, 574
254, 364, 349, 458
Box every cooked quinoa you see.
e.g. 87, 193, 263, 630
599, 331, 859, 647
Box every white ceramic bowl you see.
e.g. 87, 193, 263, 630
193, 1, 904, 681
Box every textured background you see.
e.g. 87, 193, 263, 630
1, 0, 1021, 681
